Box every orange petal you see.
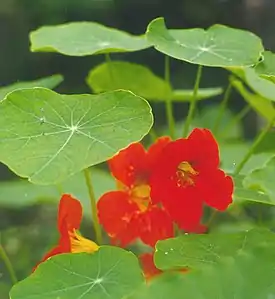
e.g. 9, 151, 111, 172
108, 143, 148, 187
139, 253, 162, 281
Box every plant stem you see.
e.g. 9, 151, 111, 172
0, 244, 17, 285
206, 210, 217, 228
105, 53, 115, 83
84, 168, 102, 244
164, 55, 175, 139
149, 127, 158, 141
221, 105, 251, 138
233, 118, 275, 176
213, 82, 232, 134
183, 65, 203, 137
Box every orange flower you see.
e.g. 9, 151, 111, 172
33, 194, 98, 271
97, 138, 174, 247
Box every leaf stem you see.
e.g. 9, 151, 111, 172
233, 118, 275, 176
164, 55, 175, 139
221, 105, 251, 138
213, 82, 232, 134
183, 65, 203, 137
0, 244, 17, 285
83, 168, 102, 244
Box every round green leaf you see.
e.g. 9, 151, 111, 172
131, 245, 275, 299
255, 51, 275, 82
87, 61, 172, 99
0, 74, 63, 100
10, 246, 145, 299
154, 228, 275, 270
30, 22, 151, 56
0, 88, 153, 185
231, 78, 275, 123
146, 18, 264, 67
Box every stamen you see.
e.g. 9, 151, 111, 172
176, 161, 198, 187
70, 230, 99, 253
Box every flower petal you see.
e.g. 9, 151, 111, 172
187, 128, 219, 170
108, 143, 148, 187
58, 194, 82, 233
138, 206, 174, 247
97, 191, 140, 246
146, 136, 171, 169
197, 169, 234, 211
139, 253, 162, 281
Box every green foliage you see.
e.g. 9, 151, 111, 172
146, 18, 264, 67
0, 75, 63, 100
255, 51, 275, 82
87, 61, 223, 101
131, 245, 275, 299
30, 22, 151, 56
10, 246, 145, 299
154, 228, 275, 270
0, 88, 153, 184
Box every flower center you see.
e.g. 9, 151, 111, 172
176, 161, 198, 187
69, 230, 99, 253
130, 184, 151, 212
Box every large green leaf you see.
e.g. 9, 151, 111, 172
243, 156, 275, 202
87, 61, 171, 99
146, 18, 264, 67
154, 228, 275, 270
255, 51, 275, 82
0, 74, 63, 100
231, 79, 275, 122
0, 88, 153, 185
0, 168, 115, 214
131, 245, 275, 299
10, 246, 144, 299
30, 22, 150, 56
254, 131, 275, 153
87, 61, 222, 101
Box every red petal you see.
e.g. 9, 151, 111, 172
138, 206, 174, 247
97, 191, 140, 246
58, 194, 82, 233
146, 136, 171, 169
139, 253, 162, 281
187, 128, 219, 170
108, 143, 148, 187
197, 169, 234, 211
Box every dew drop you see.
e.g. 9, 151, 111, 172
164, 252, 168, 255
170, 248, 174, 251
39, 116, 45, 124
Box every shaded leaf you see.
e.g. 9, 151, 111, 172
87, 61, 171, 99
171, 88, 223, 101
254, 131, 275, 153
10, 246, 144, 299
0, 88, 153, 185
0, 75, 63, 100
231, 79, 275, 123
30, 22, 150, 56
154, 228, 275, 270
146, 18, 263, 67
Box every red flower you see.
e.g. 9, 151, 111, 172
150, 128, 233, 231
33, 194, 98, 271
97, 138, 174, 247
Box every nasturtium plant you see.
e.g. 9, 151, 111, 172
30, 22, 151, 56
0, 87, 153, 184
3, 16, 275, 299
146, 17, 264, 67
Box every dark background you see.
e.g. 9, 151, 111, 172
1, 0, 275, 294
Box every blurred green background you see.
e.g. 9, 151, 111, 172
1, 0, 275, 297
